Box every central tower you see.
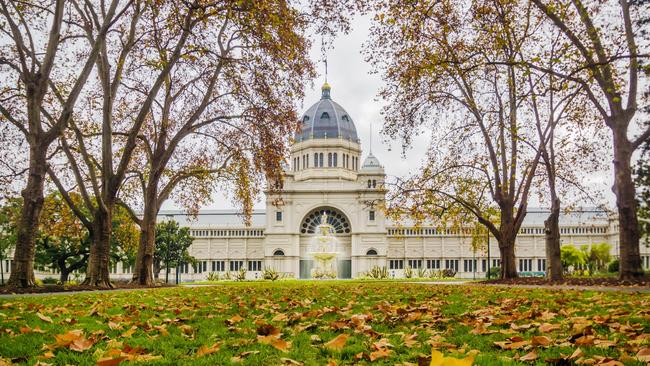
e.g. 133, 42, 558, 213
264, 83, 387, 279
289, 83, 362, 181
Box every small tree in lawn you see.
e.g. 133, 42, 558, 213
154, 221, 194, 284
560, 245, 586, 274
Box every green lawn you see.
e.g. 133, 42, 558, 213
0, 282, 648, 365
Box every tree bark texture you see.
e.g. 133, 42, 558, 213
85, 207, 113, 288
544, 198, 563, 281
8, 145, 47, 287
612, 128, 644, 279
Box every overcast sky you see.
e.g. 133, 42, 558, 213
164, 15, 615, 212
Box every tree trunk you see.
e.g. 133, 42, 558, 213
133, 189, 158, 286
612, 129, 644, 279
545, 198, 563, 281
60, 269, 69, 283
498, 238, 518, 279
8, 145, 48, 287
85, 207, 113, 288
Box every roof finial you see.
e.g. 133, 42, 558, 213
321, 38, 331, 99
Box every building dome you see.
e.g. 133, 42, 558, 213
362, 153, 382, 169
295, 83, 359, 142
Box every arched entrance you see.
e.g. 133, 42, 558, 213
299, 207, 352, 278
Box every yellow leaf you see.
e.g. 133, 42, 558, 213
37, 313, 53, 323
429, 350, 475, 366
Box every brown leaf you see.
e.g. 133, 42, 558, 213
69, 337, 94, 352
520, 351, 538, 362
257, 335, 291, 352
96, 356, 127, 366
196, 343, 220, 357
574, 336, 595, 346
539, 323, 561, 333
324, 334, 349, 351
369, 348, 392, 361
531, 336, 552, 347
569, 348, 584, 360
225, 315, 244, 325
636, 347, 650, 362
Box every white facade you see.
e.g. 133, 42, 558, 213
151, 84, 649, 280
5, 83, 649, 282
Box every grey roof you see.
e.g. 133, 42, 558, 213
521, 208, 610, 226
157, 209, 266, 227
295, 83, 359, 142
386, 208, 612, 227
361, 153, 382, 170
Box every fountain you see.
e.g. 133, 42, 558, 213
309, 213, 339, 279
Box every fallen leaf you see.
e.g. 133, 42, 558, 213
36, 313, 53, 323
324, 334, 349, 351
280, 358, 304, 365
636, 347, 650, 362
196, 343, 220, 357
369, 348, 392, 361
531, 336, 552, 347
96, 356, 127, 366
429, 349, 475, 366
539, 323, 561, 333
520, 351, 538, 362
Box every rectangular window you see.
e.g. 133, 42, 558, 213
369, 210, 375, 221
248, 260, 262, 271
445, 259, 459, 271
389, 260, 404, 270
407, 259, 422, 269
481, 259, 487, 272
537, 259, 546, 271
230, 260, 244, 271
276, 211, 283, 222
212, 261, 225, 272
426, 259, 440, 269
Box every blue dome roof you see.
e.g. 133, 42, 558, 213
295, 83, 359, 142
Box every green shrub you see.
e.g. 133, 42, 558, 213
441, 268, 456, 278
262, 267, 280, 281
235, 267, 247, 281
41, 277, 58, 284
607, 259, 619, 273
366, 265, 388, 279
488, 266, 500, 279
417, 268, 427, 278
404, 266, 413, 278
206, 272, 220, 281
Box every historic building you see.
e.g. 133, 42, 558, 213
147, 83, 649, 280
6, 83, 649, 281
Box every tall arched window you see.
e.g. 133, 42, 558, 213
367, 180, 372, 188
372, 179, 377, 188
306, 154, 309, 168
333, 153, 337, 167
328, 153, 332, 167
314, 153, 318, 168
319, 153, 324, 167
300, 207, 350, 234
